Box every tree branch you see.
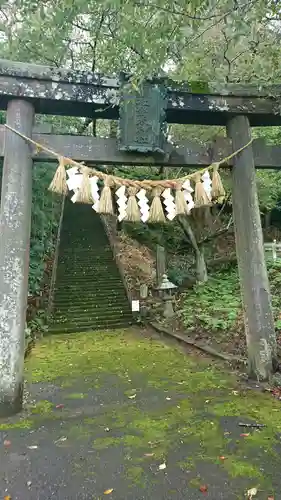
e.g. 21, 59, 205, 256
76, 11, 107, 135
198, 216, 233, 245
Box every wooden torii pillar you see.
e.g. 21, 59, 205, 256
227, 116, 277, 380
0, 99, 34, 416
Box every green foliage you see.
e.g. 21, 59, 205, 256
0, 160, 61, 296
182, 259, 281, 333
167, 265, 190, 286
183, 267, 241, 331
0, 0, 278, 83
124, 221, 183, 253
29, 162, 62, 295
256, 170, 281, 212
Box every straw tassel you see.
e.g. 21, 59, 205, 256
125, 187, 141, 222
149, 187, 166, 223
175, 184, 188, 215
98, 177, 114, 215
211, 163, 226, 199
75, 167, 93, 204
194, 173, 209, 207
48, 157, 68, 195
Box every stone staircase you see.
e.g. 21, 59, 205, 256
48, 199, 133, 334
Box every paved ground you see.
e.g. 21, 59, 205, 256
0, 329, 280, 499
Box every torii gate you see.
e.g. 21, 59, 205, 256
1, 59, 281, 416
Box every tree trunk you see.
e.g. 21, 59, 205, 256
264, 210, 271, 230
178, 215, 208, 283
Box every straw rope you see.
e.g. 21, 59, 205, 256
4, 124, 253, 191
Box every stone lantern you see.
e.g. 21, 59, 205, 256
158, 274, 177, 318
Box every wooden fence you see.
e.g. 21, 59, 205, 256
264, 239, 281, 261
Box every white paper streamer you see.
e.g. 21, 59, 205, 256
66, 166, 79, 178
66, 173, 83, 192
137, 189, 150, 222
182, 179, 195, 213
162, 188, 176, 220
71, 191, 79, 203
116, 185, 128, 221
201, 171, 212, 200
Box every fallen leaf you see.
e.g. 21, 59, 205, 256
144, 453, 154, 457
55, 404, 64, 409
3, 440, 11, 447
4, 496, 11, 500
104, 489, 113, 495
158, 463, 166, 470
247, 487, 257, 499
27, 445, 38, 450
240, 433, 250, 437
199, 485, 208, 493
55, 437, 67, 444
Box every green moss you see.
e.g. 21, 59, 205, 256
211, 395, 281, 452
65, 393, 88, 400
177, 457, 195, 471
23, 329, 281, 493
30, 400, 53, 414
189, 81, 211, 94
223, 458, 262, 479
126, 465, 144, 486
25, 330, 230, 393
93, 436, 122, 450
189, 476, 202, 488
0, 419, 33, 430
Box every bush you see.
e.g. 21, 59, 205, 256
182, 260, 281, 333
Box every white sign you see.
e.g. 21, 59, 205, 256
131, 300, 140, 312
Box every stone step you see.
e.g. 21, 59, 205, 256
54, 284, 127, 294
55, 281, 123, 288
56, 270, 121, 277
58, 255, 115, 260
54, 304, 132, 316
52, 312, 133, 324
49, 202, 131, 335
59, 243, 112, 249
56, 266, 120, 273
53, 297, 128, 305
54, 291, 128, 307
48, 320, 133, 334
56, 264, 122, 272
55, 278, 125, 287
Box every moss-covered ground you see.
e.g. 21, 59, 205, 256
1, 328, 280, 499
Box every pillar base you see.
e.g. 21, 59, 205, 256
0, 383, 23, 418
